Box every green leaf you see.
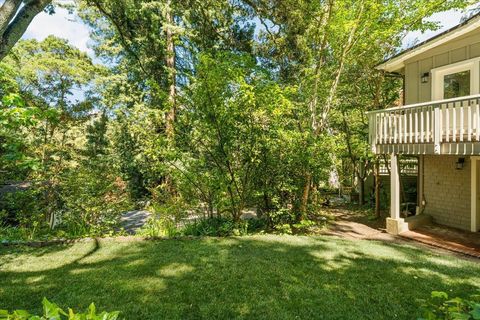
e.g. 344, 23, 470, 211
0, 310, 9, 319
42, 297, 67, 319
431, 291, 449, 300
450, 312, 471, 320
471, 304, 480, 320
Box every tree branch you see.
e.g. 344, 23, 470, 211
0, 0, 51, 61
0, 0, 22, 35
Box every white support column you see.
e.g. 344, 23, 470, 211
390, 154, 400, 219
471, 157, 480, 232
386, 153, 408, 235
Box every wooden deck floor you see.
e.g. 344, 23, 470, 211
401, 224, 480, 258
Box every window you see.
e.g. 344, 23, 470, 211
431, 57, 480, 100
444, 70, 471, 99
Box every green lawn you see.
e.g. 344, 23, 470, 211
0, 235, 479, 319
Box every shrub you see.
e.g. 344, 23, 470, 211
274, 223, 292, 234
0, 297, 120, 319
137, 216, 179, 238
266, 208, 295, 227
292, 219, 316, 234
0, 189, 45, 232
182, 217, 249, 237
245, 217, 268, 233
418, 290, 480, 320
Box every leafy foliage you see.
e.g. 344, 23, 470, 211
0, 37, 130, 239
182, 217, 255, 237
0, 0, 474, 240
0, 298, 119, 320
418, 291, 480, 320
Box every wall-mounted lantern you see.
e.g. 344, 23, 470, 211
421, 72, 430, 84
456, 157, 465, 170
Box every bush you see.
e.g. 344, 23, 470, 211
266, 208, 295, 227
182, 217, 249, 237
58, 169, 130, 238
0, 189, 45, 231
0, 225, 25, 242
274, 223, 292, 234
0, 297, 120, 320
292, 219, 316, 233
137, 216, 179, 238
418, 290, 480, 320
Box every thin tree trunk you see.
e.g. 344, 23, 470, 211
358, 162, 365, 206
374, 158, 381, 218
299, 172, 312, 220
317, 1, 365, 132
165, 0, 176, 140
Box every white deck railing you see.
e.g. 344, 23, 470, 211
367, 94, 480, 154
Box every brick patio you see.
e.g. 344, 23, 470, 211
401, 224, 480, 258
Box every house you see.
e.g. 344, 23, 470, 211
367, 13, 480, 235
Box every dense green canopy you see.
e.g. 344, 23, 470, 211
0, 0, 474, 238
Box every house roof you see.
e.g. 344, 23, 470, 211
377, 12, 480, 72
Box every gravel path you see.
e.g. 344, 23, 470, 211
120, 210, 152, 234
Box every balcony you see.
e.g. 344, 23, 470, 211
367, 94, 480, 155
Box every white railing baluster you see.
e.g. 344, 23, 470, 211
425, 107, 431, 143
394, 111, 398, 143
378, 114, 382, 144
434, 107, 441, 154
365, 94, 480, 152
367, 114, 375, 145
387, 112, 392, 144
445, 104, 450, 142
409, 110, 413, 143
440, 104, 445, 142
383, 114, 387, 144
420, 108, 424, 143
460, 102, 464, 142
415, 109, 419, 143
468, 102, 472, 142
476, 102, 480, 142
452, 103, 457, 142
398, 111, 403, 143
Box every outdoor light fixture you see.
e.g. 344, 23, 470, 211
456, 157, 465, 170
421, 72, 430, 83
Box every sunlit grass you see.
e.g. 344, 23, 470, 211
0, 235, 479, 319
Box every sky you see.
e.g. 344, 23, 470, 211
18, 3, 479, 58
23, 7, 92, 55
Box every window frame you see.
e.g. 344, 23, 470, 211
431, 57, 480, 100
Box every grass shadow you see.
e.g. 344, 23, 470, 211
0, 235, 479, 319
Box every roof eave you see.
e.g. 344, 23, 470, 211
377, 13, 480, 73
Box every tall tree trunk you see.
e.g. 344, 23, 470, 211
299, 0, 333, 219
358, 161, 365, 206
299, 172, 312, 220
317, 1, 365, 132
165, 0, 176, 140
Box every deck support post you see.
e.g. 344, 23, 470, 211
471, 157, 480, 232
386, 153, 408, 235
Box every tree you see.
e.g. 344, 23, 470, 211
248, 0, 472, 218
0, 0, 52, 60
1, 36, 106, 228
